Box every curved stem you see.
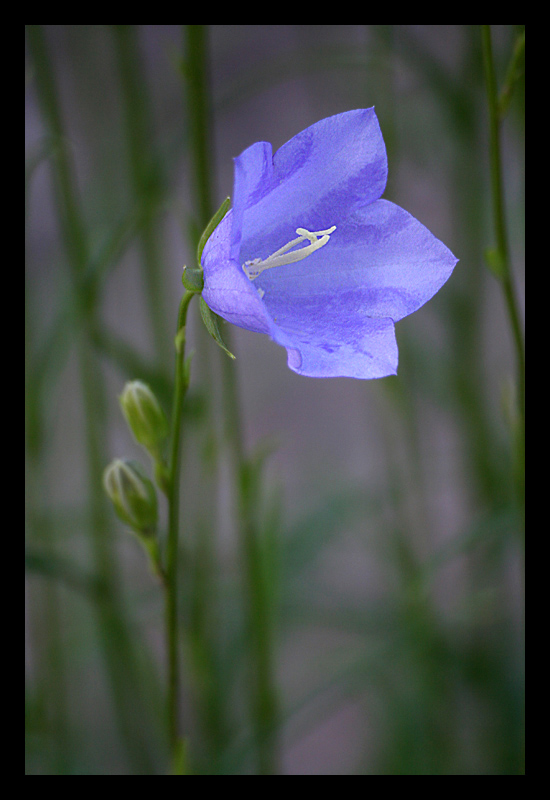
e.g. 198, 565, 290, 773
481, 25, 525, 498
165, 290, 195, 752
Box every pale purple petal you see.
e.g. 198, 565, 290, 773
275, 313, 399, 379
201, 209, 272, 336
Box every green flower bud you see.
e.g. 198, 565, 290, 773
119, 381, 169, 455
103, 458, 158, 534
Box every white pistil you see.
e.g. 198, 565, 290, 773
243, 225, 336, 280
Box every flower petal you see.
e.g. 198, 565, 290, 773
230, 140, 274, 265
203, 109, 390, 340
276, 314, 399, 379
256, 199, 458, 324
201, 208, 272, 335
237, 108, 388, 268
202, 207, 400, 378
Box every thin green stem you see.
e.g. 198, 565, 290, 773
183, 24, 217, 384
221, 337, 280, 775
184, 25, 214, 231
183, 23, 279, 772
113, 25, 170, 366
182, 26, 242, 774
482, 32, 525, 774
481, 25, 525, 487
165, 290, 195, 753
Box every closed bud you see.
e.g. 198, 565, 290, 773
119, 381, 169, 455
103, 459, 158, 535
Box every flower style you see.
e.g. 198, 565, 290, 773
201, 109, 457, 379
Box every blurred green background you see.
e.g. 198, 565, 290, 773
25, 25, 524, 775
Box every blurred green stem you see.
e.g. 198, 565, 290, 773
165, 290, 195, 754
481, 25, 525, 496
184, 24, 279, 773
184, 25, 214, 233
221, 344, 280, 775
27, 25, 154, 774
184, 24, 216, 382
113, 25, 170, 366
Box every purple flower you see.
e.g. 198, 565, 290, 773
201, 109, 457, 379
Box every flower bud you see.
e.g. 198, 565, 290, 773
119, 381, 169, 455
103, 458, 158, 534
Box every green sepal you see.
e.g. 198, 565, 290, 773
181, 265, 204, 293
196, 196, 230, 266
199, 297, 235, 360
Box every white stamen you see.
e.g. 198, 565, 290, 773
243, 226, 336, 280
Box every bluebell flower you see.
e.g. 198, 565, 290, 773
201, 109, 457, 379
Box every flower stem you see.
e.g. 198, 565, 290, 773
183, 23, 279, 772
481, 25, 525, 499
165, 290, 195, 753
220, 337, 280, 775
183, 24, 216, 378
